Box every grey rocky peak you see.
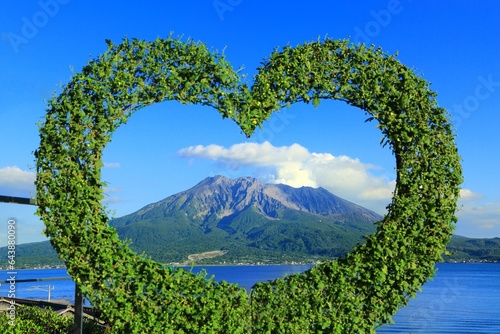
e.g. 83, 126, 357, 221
136, 175, 381, 222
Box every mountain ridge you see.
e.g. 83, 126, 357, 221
128, 175, 382, 224
3, 176, 499, 268
110, 175, 382, 263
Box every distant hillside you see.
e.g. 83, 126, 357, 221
7, 233, 500, 269
4, 176, 500, 267
444, 235, 500, 262
0, 240, 63, 269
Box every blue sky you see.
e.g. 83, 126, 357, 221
1, 1, 499, 246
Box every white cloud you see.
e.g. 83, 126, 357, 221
455, 201, 500, 238
179, 142, 310, 167
103, 162, 121, 168
103, 186, 123, 204
104, 187, 122, 194
459, 188, 482, 201
0, 166, 36, 196
452, 189, 500, 238
179, 142, 395, 213
103, 197, 122, 204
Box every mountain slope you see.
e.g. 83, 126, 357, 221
110, 175, 382, 263
3, 176, 500, 267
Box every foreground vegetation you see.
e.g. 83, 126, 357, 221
0, 305, 107, 333
7, 33, 464, 331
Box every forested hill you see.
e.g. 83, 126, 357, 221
3, 235, 499, 269
109, 175, 381, 264
3, 176, 499, 268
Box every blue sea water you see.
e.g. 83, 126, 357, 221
377, 263, 500, 333
0, 267, 75, 304
1, 263, 499, 333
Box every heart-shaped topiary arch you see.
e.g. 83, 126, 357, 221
35, 37, 462, 333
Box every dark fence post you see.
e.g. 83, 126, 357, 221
70, 283, 84, 334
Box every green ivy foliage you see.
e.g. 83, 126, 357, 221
0, 305, 106, 333
35, 36, 462, 333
